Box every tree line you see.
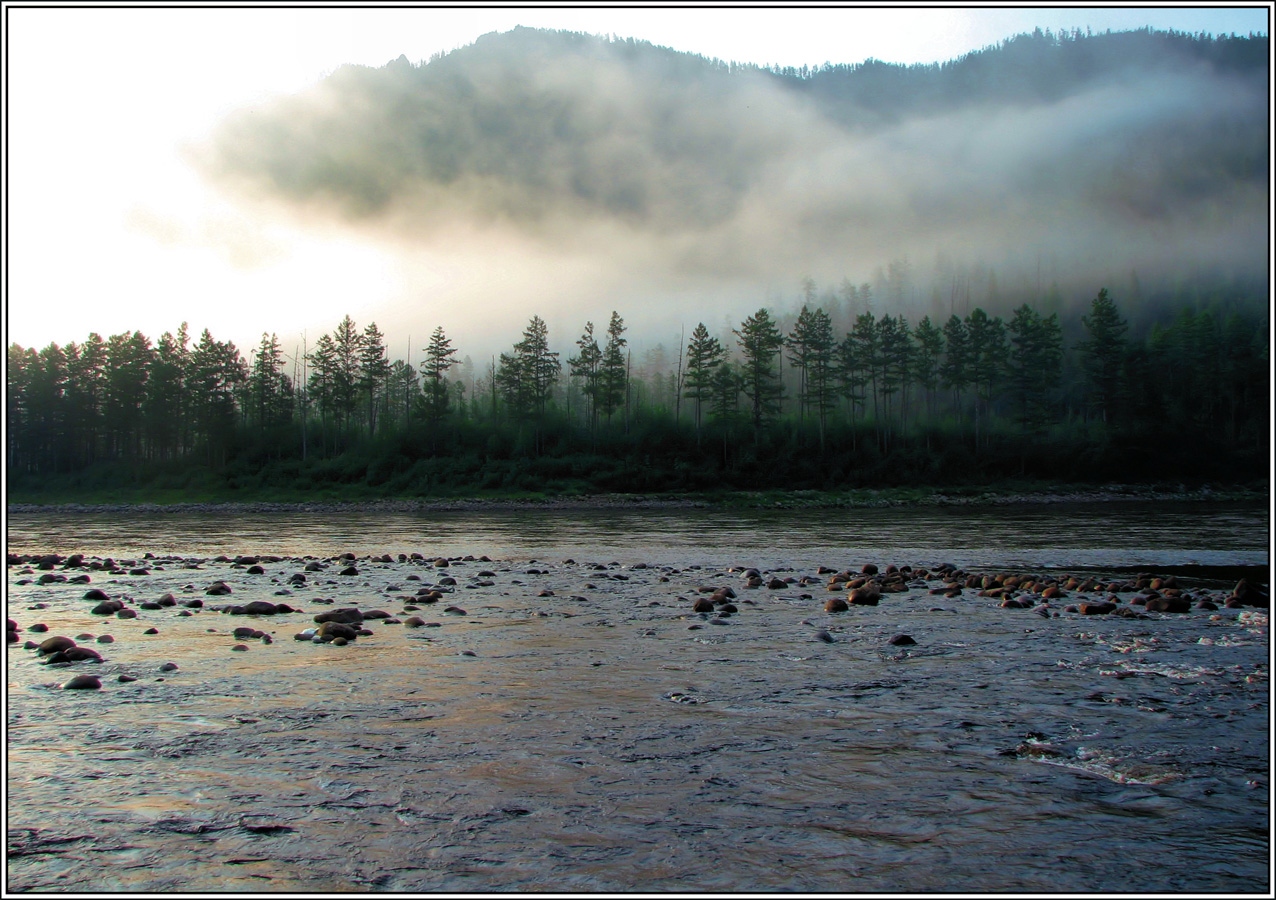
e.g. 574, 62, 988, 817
6, 287, 1267, 494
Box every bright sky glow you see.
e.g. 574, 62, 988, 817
5, 4, 1270, 358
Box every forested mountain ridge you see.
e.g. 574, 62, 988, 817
785, 26, 1267, 123
202, 26, 1268, 286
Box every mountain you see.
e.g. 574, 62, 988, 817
201, 26, 1269, 290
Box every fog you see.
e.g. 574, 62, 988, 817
197, 27, 1268, 362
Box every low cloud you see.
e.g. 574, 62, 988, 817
196, 27, 1268, 353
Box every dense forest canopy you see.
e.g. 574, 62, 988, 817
7, 280, 1267, 497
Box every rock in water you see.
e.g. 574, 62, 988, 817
888, 634, 917, 646
63, 674, 102, 690
37, 636, 77, 656
314, 608, 364, 625
849, 586, 881, 606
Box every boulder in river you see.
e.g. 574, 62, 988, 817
849, 585, 881, 606
241, 600, 282, 615
62, 674, 102, 690
314, 607, 363, 625
37, 636, 77, 655
1231, 579, 1268, 608
1079, 601, 1118, 615
1144, 596, 1191, 613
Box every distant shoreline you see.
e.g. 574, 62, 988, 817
6, 485, 1265, 515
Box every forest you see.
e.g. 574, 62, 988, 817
6, 277, 1268, 500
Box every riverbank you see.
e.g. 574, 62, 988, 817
6, 482, 1266, 514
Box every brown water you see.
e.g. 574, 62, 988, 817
5, 504, 1270, 892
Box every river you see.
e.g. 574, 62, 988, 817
5, 500, 1269, 570
5, 501, 1270, 892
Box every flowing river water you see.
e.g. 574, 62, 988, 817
5, 502, 1270, 892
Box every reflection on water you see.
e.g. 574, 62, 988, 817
5, 502, 1268, 570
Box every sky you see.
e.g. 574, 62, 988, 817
5, 4, 1270, 363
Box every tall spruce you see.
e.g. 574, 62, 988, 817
1006, 304, 1062, 436
599, 311, 628, 425
1078, 287, 1128, 427
358, 322, 390, 434
734, 308, 785, 434
568, 321, 602, 435
683, 322, 724, 443
421, 325, 458, 424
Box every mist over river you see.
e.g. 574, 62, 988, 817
5, 501, 1269, 892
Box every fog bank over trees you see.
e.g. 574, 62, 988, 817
198, 26, 1268, 357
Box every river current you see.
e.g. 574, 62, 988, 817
4, 502, 1270, 892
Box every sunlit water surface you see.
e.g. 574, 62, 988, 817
5, 503, 1269, 891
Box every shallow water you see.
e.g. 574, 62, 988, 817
5, 500, 1269, 570
5, 504, 1270, 892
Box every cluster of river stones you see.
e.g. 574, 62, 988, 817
7, 549, 1269, 691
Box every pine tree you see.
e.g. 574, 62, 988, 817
965, 308, 1006, 449
568, 321, 602, 435
306, 332, 338, 441
104, 331, 154, 461
146, 325, 191, 460
912, 315, 944, 425
734, 308, 785, 434
65, 333, 108, 466
248, 332, 289, 433
188, 329, 246, 466
421, 325, 458, 424
358, 322, 390, 434
1077, 287, 1128, 427
1006, 304, 1062, 436
683, 322, 724, 442
940, 314, 971, 417
599, 311, 627, 425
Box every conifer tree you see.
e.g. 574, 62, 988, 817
683, 322, 724, 443
421, 325, 458, 424
358, 322, 390, 434
734, 308, 785, 434
569, 321, 602, 434
599, 311, 628, 425
1078, 287, 1128, 426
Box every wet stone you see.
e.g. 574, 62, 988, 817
62, 674, 102, 690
